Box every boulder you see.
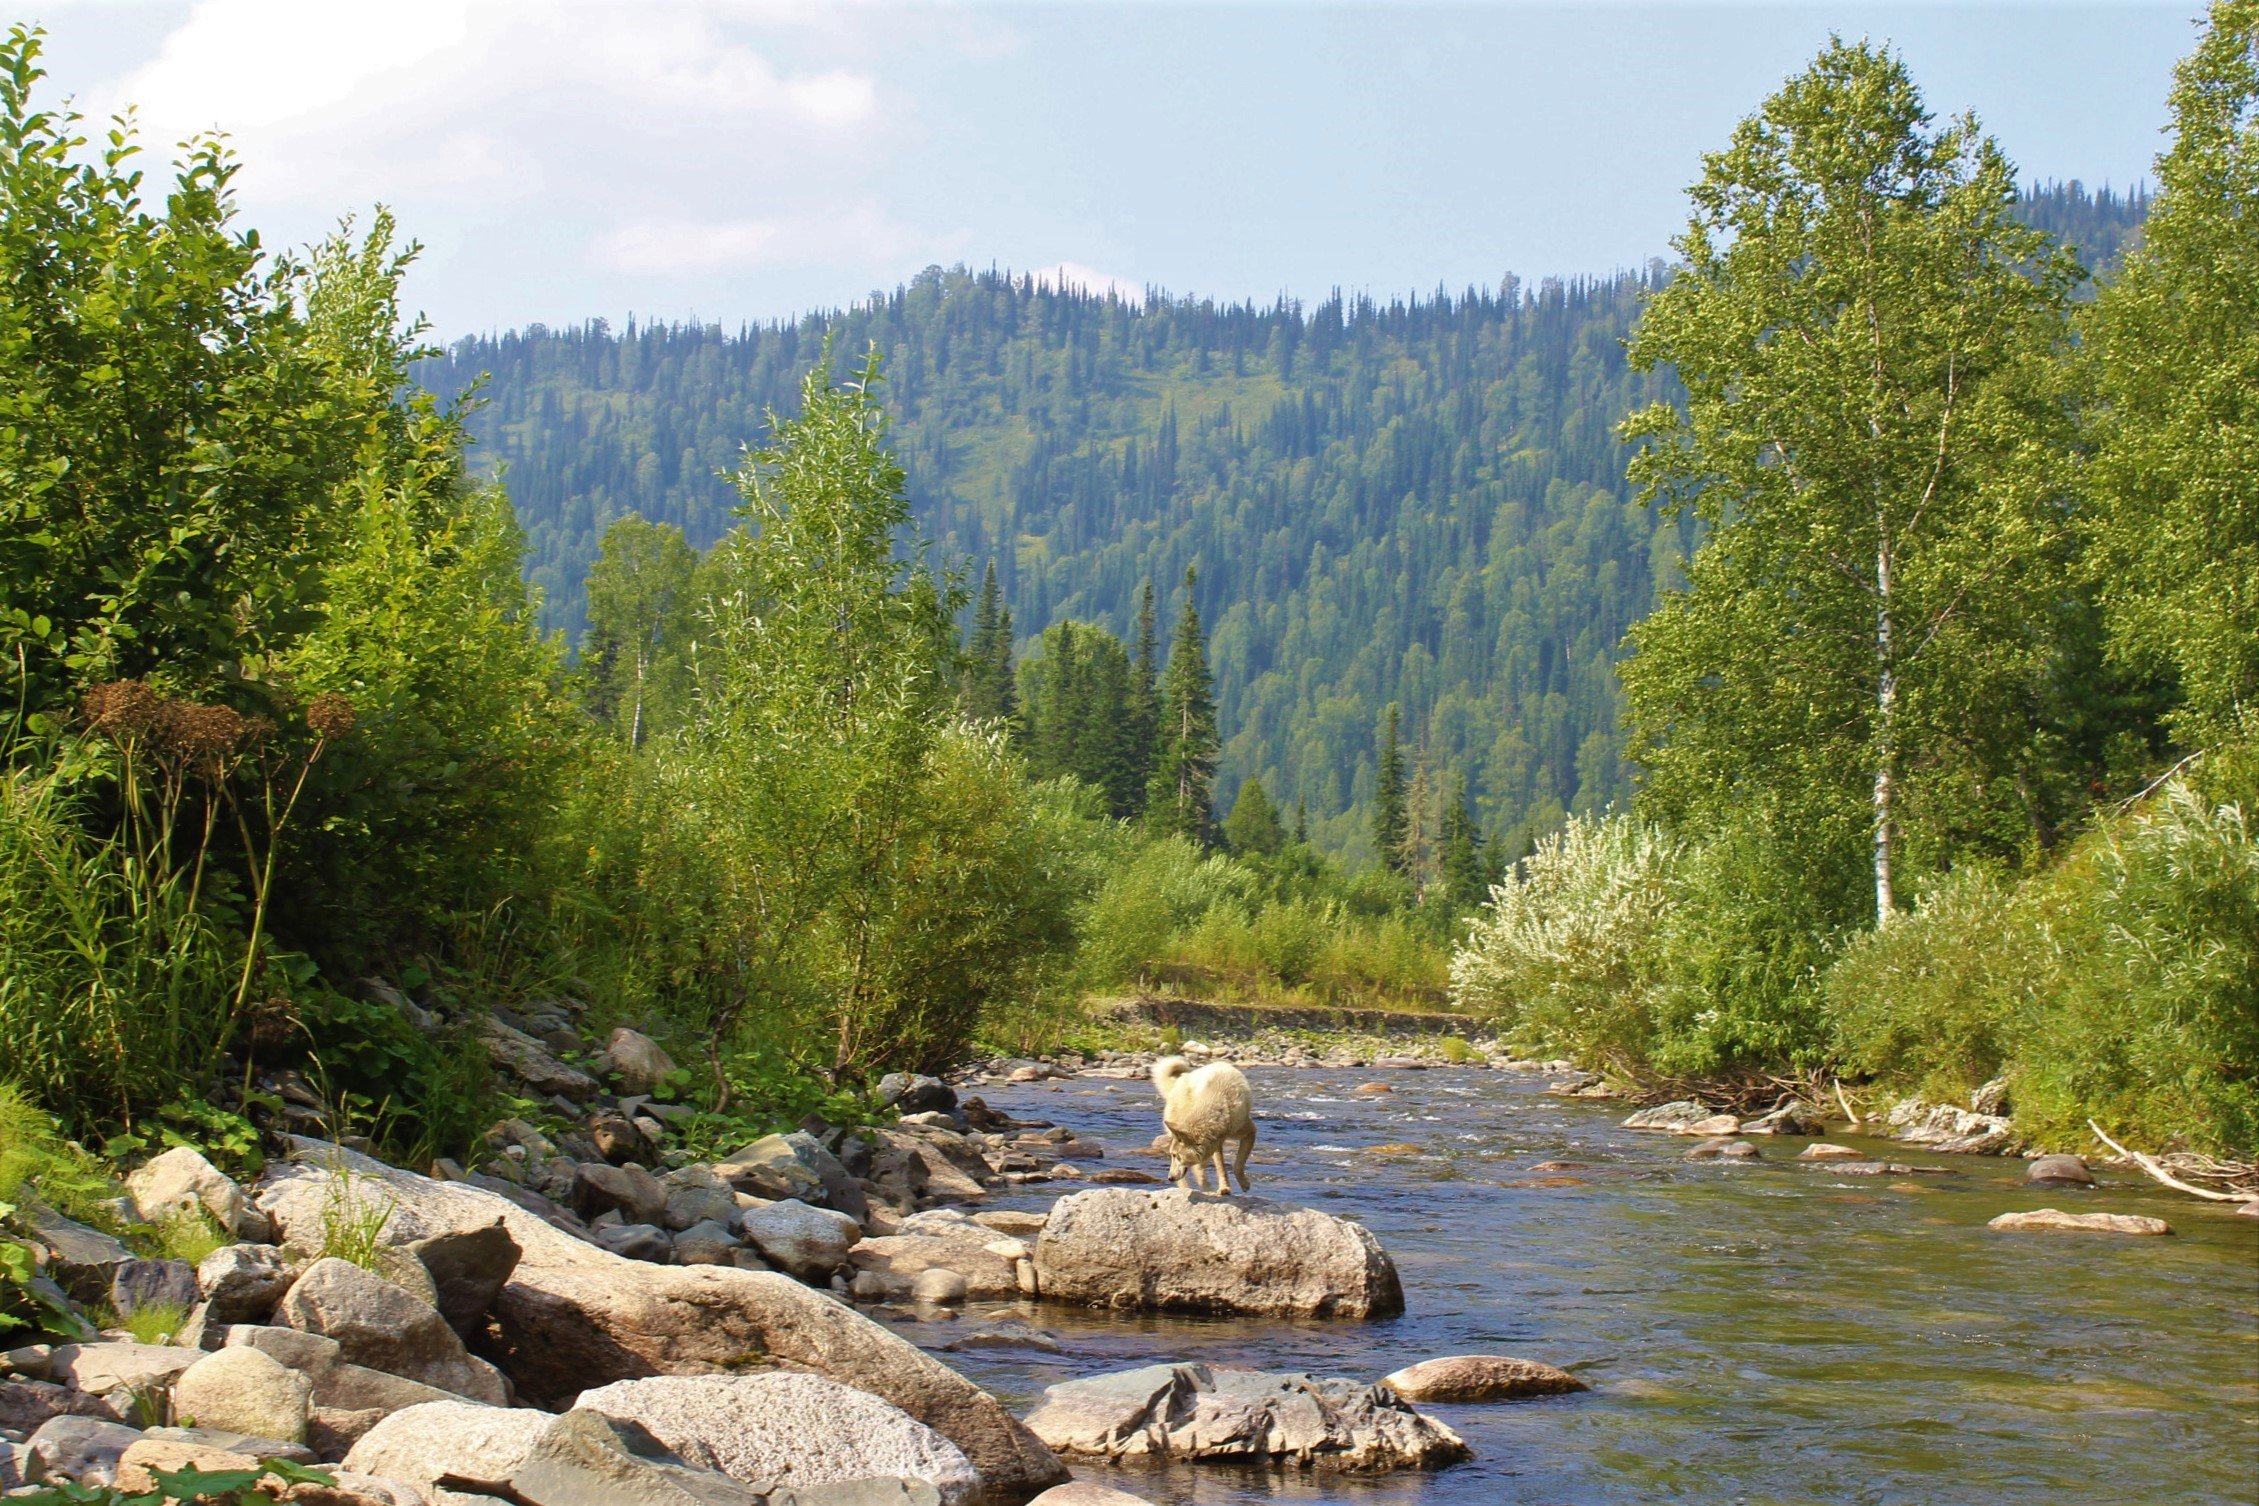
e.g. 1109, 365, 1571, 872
113, 1436, 262, 1494
343, 1399, 551, 1499
589, 1113, 659, 1168
0, 1378, 114, 1432
595, 1223, 677, 1263
1971, 1075, 2012, 1117
1674, 1115, 1742, 1138
606, 1029, 680, 1096
109, 1257, 200, 1320
575, 1374, 981, 1506
1887, 1099, 2017, 1155
481, 1017, 598, 1099
1796, 1144, 1867, 1162
44, 1340, 200, 1399
1035, 1189, 1403, 1318
171, 1346, 311, 1445
277, 1258, 510, 1404
1381, 1355, 1587, 1401
127, 1146, 250, 1236
22, 1204, 135, 1302
1742, 1101, 1826, 1136
224, 1325, 461, 1425
576, 1162, 670, 1225
659, 1167, 742, 1232
1620, 1101, 1713, 1132
1682, 1139, 1760, 1161
847, 1235, 1016, 1303
504, 1407, 764, 1506
670, 1221, 742, 1267
2025, 1154, 2094, 1187
26, 1415, 144, 1488
1022, 1363, 1467, 1471
875, 1074, 957, 1117
912, 1269, 967, 1306
408, 1219, 521, 1337
139, 1424, 313, 1463
740, 1200, 861, 1282
1027, 1488, 1154, 1506
1988, 1209, 2172, 1236
199, 1244, 298, 1326
717, 1133, 866, 1221
257, 1149, 1068, 1499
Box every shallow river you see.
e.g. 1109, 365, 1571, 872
878, 1066, 2259, 1506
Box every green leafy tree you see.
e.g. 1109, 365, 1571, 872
583, 514, 696, 747
1620, 37, 2082, 924
1148, 568, 1219, 843
2085, 0, 2259, 747
1223, 776, 1285, 857
1372, 704, 1408, 873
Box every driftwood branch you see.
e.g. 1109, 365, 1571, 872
1834, 1080, 1862, 1128
2116, 750, 2206, 813
2087, 1120, 2252, 1202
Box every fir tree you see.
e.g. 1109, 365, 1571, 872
1293, 798, 1310, 846
1150, 567, 1219, 844
1126, 578, 1160, 813
1373, 703, 1408, 873
1439, 772, 1488, 912
1223, 776, 1285, 856
964, 560, 1008, 720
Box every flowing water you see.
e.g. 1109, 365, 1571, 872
881, 1066, 2259, 1506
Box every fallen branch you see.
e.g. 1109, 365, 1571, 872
2087, 1120, 2252, 1202
2115, 749, 2204, 813
1834, 1080, 1862, 1128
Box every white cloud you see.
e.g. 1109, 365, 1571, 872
1030, 261, 1145, 305
593, 202, 954, 277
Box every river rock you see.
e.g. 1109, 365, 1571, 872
670, 1220, 742, 1267
1887, 1098, 2016, 1155
1988, 1209, 2172, 1236
877, 1074, 958, 1116
1023, 1363, 1467, 1471
1035, 1188, 1403, 1318
1742, 1101, 1826, 1136
0, 1378, 113, 1432
128, 1146, 250, 1236
257, 1147, 1068, 1498
45, 1340, 201, 1399
606, 1029, 679, 1095
1681, 1138, 1760, 1161
109, 1257, 199, 1320
171, 1346, 311, 1444
24, 1204, 136, 1302
2025, 1154, 2094, 1187
26, 1415, 144, 1487
481, 1016, 598, 1099
577, 1374, 982, 1506
1797, 1144, 1866, 1161
1027, 1485, 1155, 1506
576, 1162, 670, 1225
596, 1223, 677, 1263
198, 1244, 297, 1326
221, 1326, 458, 1439
504, 1407, 767, 1506
277, 1257, 510, 1404
1621, 1101, 1713, 1132
1674, 1114, 1742, 1138
113, 1437, 263, 1494
1382, 1355, 1587, 1402
408, 1218, 521, 1337
660, 1167, 741, 1232
343, 1398, 552, 1498
741, 1200, 861, 1281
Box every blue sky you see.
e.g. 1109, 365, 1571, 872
23, 2, 2203, 338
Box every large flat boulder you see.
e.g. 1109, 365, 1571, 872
343, 1398, 551, 1503
575, 1374, 981, 1505
257, 1143, 1067, 1500
278, 1257, 510, 1405
1022, 1363, 1466, 1471
1034, 1189, 1403, 1318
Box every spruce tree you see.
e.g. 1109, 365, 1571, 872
1149, 567, 1219, 844
1293, 798, 1310, 846
1223, 777, 1285, 856
964, 560, 1004, 718
1373, 703, 1408, 872
1439, 772, 1488, 911
1126, 578, 1160, 813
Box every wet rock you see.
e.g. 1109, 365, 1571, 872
1797, 1144, 1867, 1161
1621, 1101, 1714, 1132
1988, 1209, 2172, 1236
276, 1257, 511, 1405
407, 1219, 520, 1338
1675, 1115, 1742, 1138
2025, 1154, 2094, 1187
576, 1162, 670, 1225
939, 1323, 1061, 1355
26, 1415, 144, 1488
671, 1220, 743, 1267
606, 1029, 680, 1096
1682, 1139, 1760, 1161
260, 1145, 1068, 1499
1027, 1485, 1153, 1506
171, 1345, 311, 1445
576, 1373, 982, 1506
1381, 1355, 1587, 1402
128, 1146, 251, 1237
198, 1244, 298, 1326
109, 1258, 199, 1321
1352, 1083, 1394, 1095
1023, 1362, 1467, 1471
1035, 1188, 1403, 1319
1090, 1168, 1160, 1185
595, 1223, 677, 1263
741, 1200, 861, 1282
877, 1075, 958, 1117
480, 1017, 598, 1099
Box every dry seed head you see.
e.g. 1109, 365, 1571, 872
82, 679, 161, 739
158, 700, 247, 760
305, 692, 357, 740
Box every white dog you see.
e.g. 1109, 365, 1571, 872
1151, 1055, 1256, 1193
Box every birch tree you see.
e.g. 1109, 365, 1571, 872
1619, 38, 2078, 924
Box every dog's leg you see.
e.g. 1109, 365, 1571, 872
1233, 1122, 1256, 1191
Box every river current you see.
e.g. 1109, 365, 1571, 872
879, 1065, 2259, 1506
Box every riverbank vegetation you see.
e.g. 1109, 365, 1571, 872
1454, 8, 2258, 1157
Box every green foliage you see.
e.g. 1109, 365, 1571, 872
317, 1164, 397, 1271
1147, 568, 1220, 843
582, 514, 698, 746
2083, 0, 2259, 747
1222, 777, 1284, 857
1438, 1035, 1479, 1064
15, 1458, 339, 1505
1372, 705, 1408, 873
1017, 619, 1150, 817
115, 1298, 190, 1346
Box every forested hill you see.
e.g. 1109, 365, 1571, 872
418, 182, 2145, 862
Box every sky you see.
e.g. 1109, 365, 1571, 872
18, 1, 2206, 340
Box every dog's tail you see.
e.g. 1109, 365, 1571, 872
1151, 1055, 1192, 1093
